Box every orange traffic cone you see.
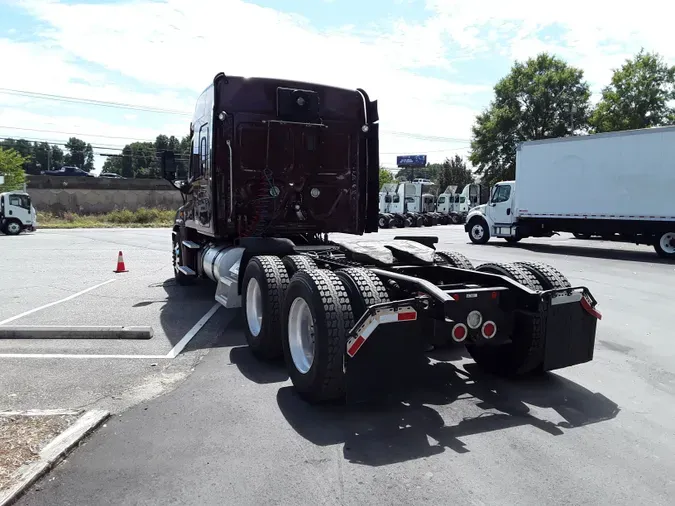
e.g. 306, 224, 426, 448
114, 251, 128, 273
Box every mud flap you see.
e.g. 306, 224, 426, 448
344, 304, 428, 404
541, 288, 600, 371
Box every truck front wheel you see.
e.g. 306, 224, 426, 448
2, 219, 22, 236
242, 255, 289, 360
468, 219, 490, 244
654, 232, 675, 259
282, 270, 355, 403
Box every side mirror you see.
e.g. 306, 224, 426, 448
161, 150, 176, 181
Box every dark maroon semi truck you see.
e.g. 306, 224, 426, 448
161, 73, 602, 404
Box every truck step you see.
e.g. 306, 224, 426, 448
182, 240, 201, 249
177, 266, 197, 276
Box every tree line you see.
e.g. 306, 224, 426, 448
2, 49, 672, 189
380, 154, 476, 194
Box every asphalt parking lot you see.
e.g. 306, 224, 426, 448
0, 228, 233, 413
3, 226, 675, 505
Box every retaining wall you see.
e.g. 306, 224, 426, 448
26, 176, 183, 214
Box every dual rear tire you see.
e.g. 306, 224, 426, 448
241, 255, 389, 403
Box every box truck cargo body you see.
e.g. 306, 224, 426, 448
465, 126, 675, 258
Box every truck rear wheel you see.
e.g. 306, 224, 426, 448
466, 262, 545, 376
242, 255, 289, 360
513, 261, 571, 291
335, 268, 390, 317
282, 255, 317, 278
654, 232, 675, 259
282, 270, 355, 403
468, 219, 489, 244
434, 251, 474, 270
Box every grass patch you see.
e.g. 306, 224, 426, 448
0, 414, 79, 491
37, 208, 175, 228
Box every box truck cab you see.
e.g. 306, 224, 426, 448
465, 181, 522, 244
0, 191, 37, 235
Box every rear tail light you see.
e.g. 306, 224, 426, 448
451, 323, 468, 342
481, 321, 497, 339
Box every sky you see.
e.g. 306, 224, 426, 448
0, 0, 673, 174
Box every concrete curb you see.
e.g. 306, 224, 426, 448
0, 409, 110, 506
0, 326, 153, 340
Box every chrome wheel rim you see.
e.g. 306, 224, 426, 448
245, 278, 263, 337
288, 297, 315, 374
660, 233, 675, 255
471, 224, 484, 240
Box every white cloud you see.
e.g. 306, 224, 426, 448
426, 0, 675, 92
2, 0, 674, 173
10, 0, 483, 166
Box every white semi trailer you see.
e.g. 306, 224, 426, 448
465, 126, 675, 258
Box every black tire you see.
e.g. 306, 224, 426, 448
414, 216, 424, 227
172, 232, 193, 286
434, 250, 475, 270
466, 262, 545, 376
468, 218, 490, 244
505, 237, 521, 244
451, 214, 460, 225
282, 270, 354, 403
654, 232, 675, 259
335, 267, 390, 318
513, 261, 571, 291
378, 215, 389, 229
2, 219, 22, 236
282, 255, 317, 278
474, 262, 543, 291
242, 255, 289, 360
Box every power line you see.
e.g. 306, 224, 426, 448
0, 88, 191, 116
0, 87, 472, 143
0, 125, 160, 143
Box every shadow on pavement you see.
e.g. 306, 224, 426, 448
146, 278, 221, 347
276, 359, 620, 466
481, 241, 670, 264
226, 314, 290, 384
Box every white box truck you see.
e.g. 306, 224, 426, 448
465, 126, 675, 258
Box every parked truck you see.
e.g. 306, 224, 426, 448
161, 73, 602, 404
465, 126, 675, 259
0, 191, 37, 235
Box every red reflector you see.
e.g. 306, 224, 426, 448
347, 335, 366, 357
481, 321, 497, 339
398, 311, 417, 321
451, 324, 467, 342
452, 294, 459, 301
581, 296, 602, 320
491, 291, 498, 299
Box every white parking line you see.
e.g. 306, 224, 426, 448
0, 303, 227, 359
165, 303, 222, 358
0, 279, 116, 326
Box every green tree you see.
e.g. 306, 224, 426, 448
83, 143, 95, 172
379, 167, 394, 186
437, 155, 474, 194
64, 137, 88, 169
51, 145, 64, 169
0, 147, 27, 192
590, 49, 675, 133
470, 53, 591, 186
395, 165, 439, 182
121, 146, 134, 178
101, 155, 123, 175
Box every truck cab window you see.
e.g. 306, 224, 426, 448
492, 185, 511, 203
438, 197, 445, 204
